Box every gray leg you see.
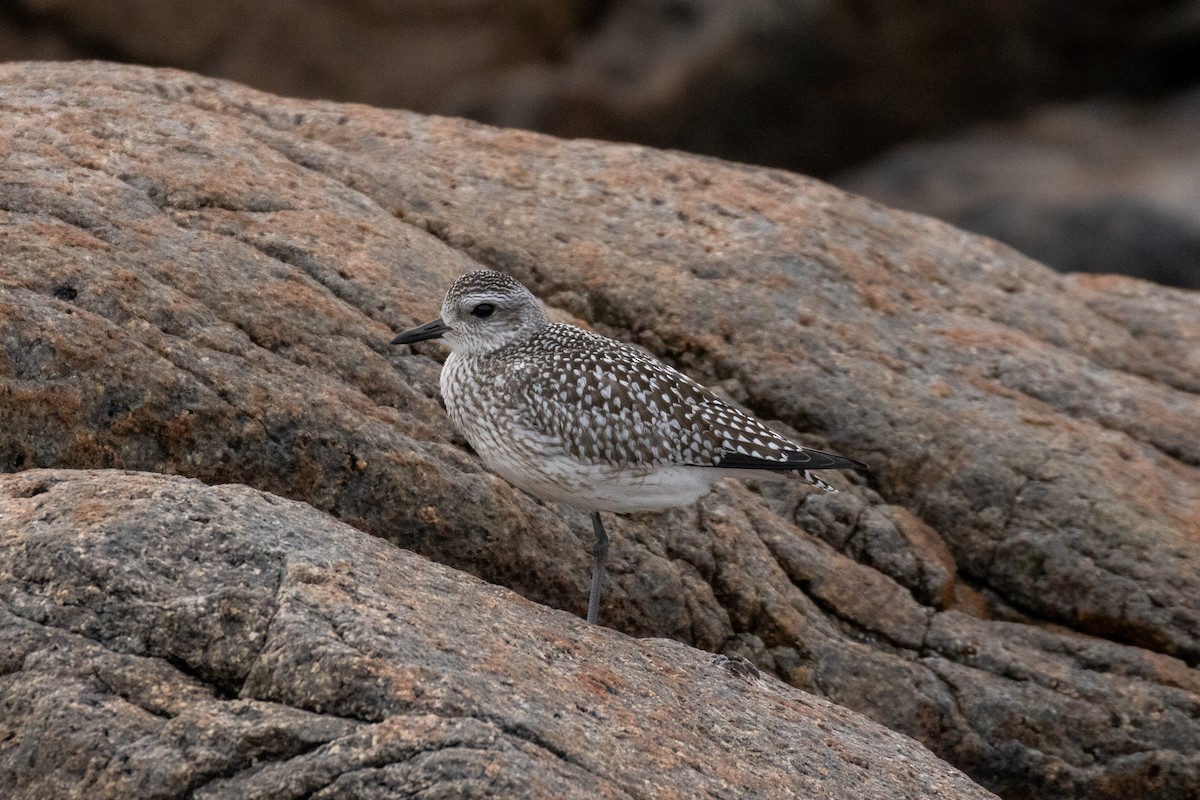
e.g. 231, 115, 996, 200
587, 512, 609, 625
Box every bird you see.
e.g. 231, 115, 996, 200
391, 270, 866, 625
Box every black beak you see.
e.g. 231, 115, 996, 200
391, 317, 449, 345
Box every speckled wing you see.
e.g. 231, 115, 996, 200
504, 324, 865, 476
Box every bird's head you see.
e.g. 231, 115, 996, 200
391, 270, 549, 355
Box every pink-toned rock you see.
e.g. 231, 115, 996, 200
0, 62, 1198, 799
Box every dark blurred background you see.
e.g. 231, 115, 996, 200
4, 0, 1199, 288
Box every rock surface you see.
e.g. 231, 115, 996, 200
839, 88, 1200, 289
0, 469, 997, 799
0, 61, 1198, 799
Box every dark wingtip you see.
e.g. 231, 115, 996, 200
713, 448, 867, 472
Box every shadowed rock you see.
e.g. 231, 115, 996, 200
4, 1, 1198, 173
0, 469, 997, 799
0, 62, 1198, 799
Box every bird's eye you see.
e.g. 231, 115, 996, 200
471, 303, 496, 318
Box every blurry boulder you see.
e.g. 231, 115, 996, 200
3, 1, 1199, 172
838, 88, 1200, 289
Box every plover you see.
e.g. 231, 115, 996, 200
392, 270, 866, 624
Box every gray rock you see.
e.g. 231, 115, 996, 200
0, 469, 996, 799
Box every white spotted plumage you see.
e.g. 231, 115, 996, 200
400, 270, 864, 514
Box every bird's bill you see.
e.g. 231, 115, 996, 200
390, 317, 449, 345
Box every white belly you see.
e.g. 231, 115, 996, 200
484, 449, 721, 513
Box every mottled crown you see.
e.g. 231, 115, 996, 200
439, 270, 549, 355
444, 270, 530, 305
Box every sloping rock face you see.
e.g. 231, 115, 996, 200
839, 89, 1200, 290
0, 469, 998, 799
0, 61, 1198, 799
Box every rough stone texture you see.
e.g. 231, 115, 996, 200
838, 88, 1200, 290
3, 2, 1199, 173
0, 469, 998, 800
0, 62, 1198, 799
